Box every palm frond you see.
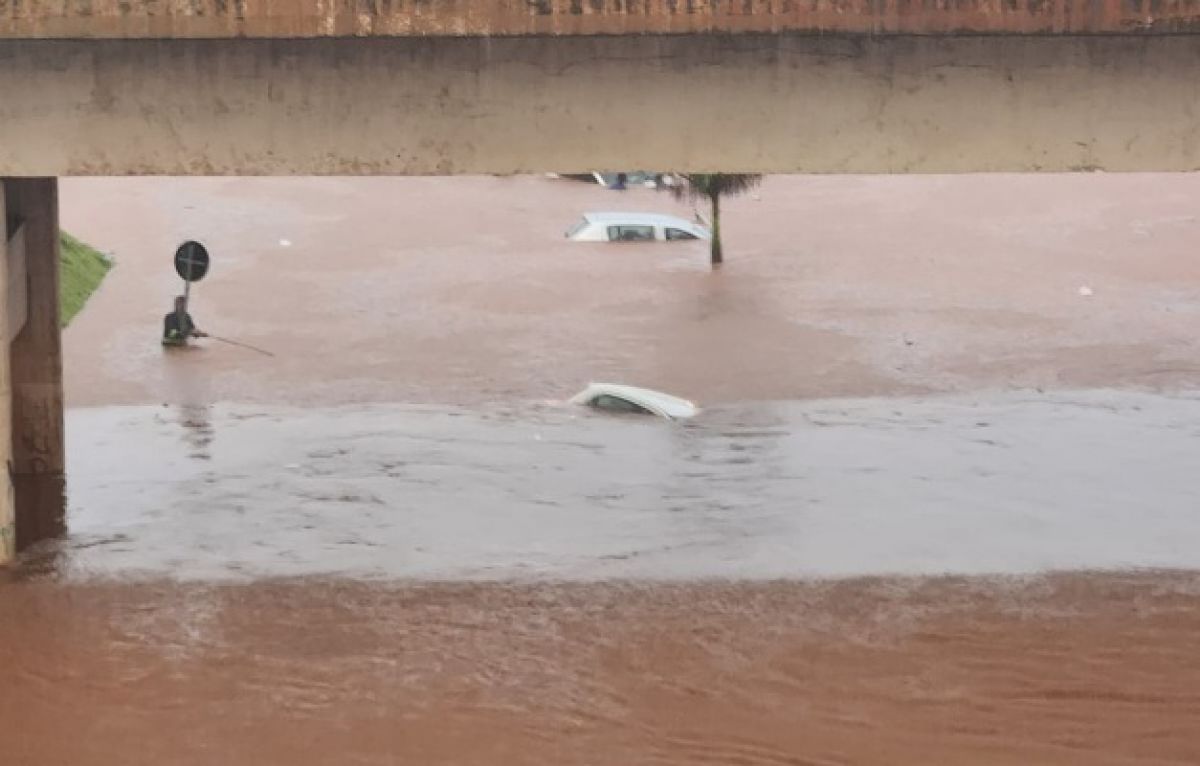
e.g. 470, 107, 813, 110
670, 173, 763, 202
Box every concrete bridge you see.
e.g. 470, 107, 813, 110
3, 0, 1200, 175
3, 0, 1200, 560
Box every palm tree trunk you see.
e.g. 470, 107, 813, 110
709, 192, 722, 267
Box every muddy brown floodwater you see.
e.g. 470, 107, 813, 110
3, 175, 1200, 764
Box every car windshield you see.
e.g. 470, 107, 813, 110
591, 394, 654, 416
566, 218, 590, 238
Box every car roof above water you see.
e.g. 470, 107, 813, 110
571, 383, 699, 420
583, 212, 703, 230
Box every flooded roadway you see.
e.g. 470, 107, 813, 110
57, 174, 1200, 407
3, 175, 1200, 764
32, 391, 1200, 580
6, 573, 1200, 765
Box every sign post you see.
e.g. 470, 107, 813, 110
174, 240, 210, 313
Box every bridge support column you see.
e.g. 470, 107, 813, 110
3, 178, 65, 561
0, 182, 13, 563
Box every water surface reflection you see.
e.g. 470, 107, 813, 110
34, 389, 1200, 581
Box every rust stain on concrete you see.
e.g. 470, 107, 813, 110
1, 0, 1200, 37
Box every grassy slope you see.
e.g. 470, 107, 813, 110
59, 232, 113, 327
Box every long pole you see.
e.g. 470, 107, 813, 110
182, 242, 194, 313
209, 335, 276, 357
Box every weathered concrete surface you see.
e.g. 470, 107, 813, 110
0, 183, 13, 564
4, 179, 66, 552
6, 224, 28, 343
2, 0, 1200, 38
1, 35, 1199, 175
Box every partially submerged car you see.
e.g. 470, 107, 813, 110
546, 172, 679, 189
565, 212, 711, 243
570, 383, 698, 420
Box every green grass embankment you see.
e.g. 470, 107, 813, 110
59, 232, 113, 327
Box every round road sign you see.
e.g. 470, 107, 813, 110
174, 241, 210, 282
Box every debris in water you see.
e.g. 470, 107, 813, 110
1078, 286, 1094, 297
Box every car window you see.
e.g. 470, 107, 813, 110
591, 394, 654, 416
606, 225, 655, 242
665, 227, 698, 241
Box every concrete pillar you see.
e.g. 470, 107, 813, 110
3, 178, 65, 554
0, 182, 14, 564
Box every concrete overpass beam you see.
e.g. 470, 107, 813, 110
3, 177, 65, 556
3, 36, 1200, 174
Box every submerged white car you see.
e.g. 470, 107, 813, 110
565, 212, 711, 243
570, 383, 698, 420
547, 172, 680, 189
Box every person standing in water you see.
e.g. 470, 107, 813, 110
162, 295, 207, 346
